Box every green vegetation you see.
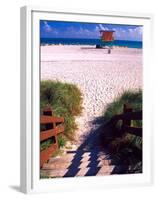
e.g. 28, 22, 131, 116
103, 90, 142, 173
104, 90, 142, 127
40, 174, 50, 179
57, 134, 66, 147
40, 138, 53, 151
40, 80, 83, 149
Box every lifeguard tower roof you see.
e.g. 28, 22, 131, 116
100, 30, 115, 42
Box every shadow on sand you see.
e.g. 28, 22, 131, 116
80, 46, 113, 50
63, 116, 129, 177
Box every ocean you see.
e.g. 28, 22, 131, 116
40, 38, 142, 49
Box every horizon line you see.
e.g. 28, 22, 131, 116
40, 37, 142, 42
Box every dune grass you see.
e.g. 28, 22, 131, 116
103, 90, 142, 173
104, 90, 142, 127
40, 80, 83, 148
104, 89, 142, 118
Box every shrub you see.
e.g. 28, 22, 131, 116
103, 90, 142, 173
104, 90, 142, 127
40, 138, 53, 151
40, 80, 83, 140
57, 134, 66, 148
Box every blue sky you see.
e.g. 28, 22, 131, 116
40, 20, 143, 41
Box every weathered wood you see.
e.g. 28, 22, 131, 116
106, 104, 142, 138
43, 107, 53, 116
40, 125, 65, 142
40, 115, 64, 124
53, 122, 59, 150
100, 30, 115, 42
123, 126, 142, 137
109, 111, 142, 125
123, 104, 133, 127
43, 107, 53, 129
40, 107, 65, 167
40, 143, 57, 167
40, 107, 64, 167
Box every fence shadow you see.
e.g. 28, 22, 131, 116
64, 112, 139, 177
63, 116, 126, 177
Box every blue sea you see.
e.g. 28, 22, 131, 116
40, 38, 142, 49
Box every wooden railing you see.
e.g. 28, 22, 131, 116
107, 104, 142, 137
40, 107, 65, 167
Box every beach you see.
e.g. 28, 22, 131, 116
41, 45, 142, 144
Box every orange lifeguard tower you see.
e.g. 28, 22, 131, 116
99, 30, 115, 54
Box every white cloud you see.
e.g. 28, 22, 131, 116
43, 21, 53, 32
113, 26, 142, 41
99, 24, 105, 30
95, 26, 100, 31
135, 27, 143, 35
127, 27, 143, 40
42, 21, 142, 41
62, 26, 100, 38
98, 24, 109, 31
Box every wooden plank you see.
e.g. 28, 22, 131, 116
123, 104, 133, 127
43, 107, 53, 116
43, 107, 53, 129
120, 110, 142, 120
109, 111, 142, 125
40, 115, 64, 124
40, 125, 65, 142
100, 31, 115, 42
40, 129, 56, 141
123, 126, 142, 137
53, 122, 59, 150
40, 108, 65, 166
40, 143, 57, 167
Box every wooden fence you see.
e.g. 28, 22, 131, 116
108, 104, 142, 137
40, 107, 65, 167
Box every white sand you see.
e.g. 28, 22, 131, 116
41, 45, 142, 144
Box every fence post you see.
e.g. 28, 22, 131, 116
53, 122, 58, 149
122, 104, 133, 134
43, 107, 58, 148
43, 107, 53, 116
43, 107, 53, 130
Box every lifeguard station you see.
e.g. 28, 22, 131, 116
97, 30, 115, 54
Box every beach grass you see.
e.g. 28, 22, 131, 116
104, 89, 142, 127
103, 90, 142, 173
40, 80, 83, 145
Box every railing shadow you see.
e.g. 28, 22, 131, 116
63, 115, 133, 177
63, 117, 115, 177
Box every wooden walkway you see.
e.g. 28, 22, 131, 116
40, 104, 142, 178
41, 148, 117, 178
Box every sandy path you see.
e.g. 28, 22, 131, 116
41, 45, 142, 145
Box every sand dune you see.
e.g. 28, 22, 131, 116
41, 45, 142, 143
